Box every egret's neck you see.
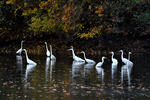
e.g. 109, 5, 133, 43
102, 58, 104, 64
21, 42, 23, 49
71, 49, 76, 57
24, 50, 29, 61
111, 53, 114, 61
83, 52, 86, 60
121, 51, 124, 60
128, 53, 130, 60
50, 45, 52, 55
45, 43, 48, 51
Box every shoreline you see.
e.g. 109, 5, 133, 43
0, 37, 150, 55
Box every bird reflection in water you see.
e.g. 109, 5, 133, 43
50, 60, 56, 81
24, 64, 36, 88
45, 57, 50, 83
96, 66, 104, 85
72, 61, 84, 78
111, 63, 118, 84
45, 57, 56, 82
83, 63, 94, 78
121, 63, 133, 86
16, 55, 23, 76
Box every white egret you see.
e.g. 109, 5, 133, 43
81, 51, 95, 64
50, 45, 56, 60
120, 50, 130, 64
16, 40, 24, 54
110, 51, 118, 65
128, 52, 132, 60
23, 49, 37, 65
95, 56, 106, 68
45, 42, 50, 57
68, 46, 85, 62
120, 50, 133, 65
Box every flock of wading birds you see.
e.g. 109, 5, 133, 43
16, 40, 133, 70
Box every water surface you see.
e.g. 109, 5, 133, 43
0, 52, 150, 100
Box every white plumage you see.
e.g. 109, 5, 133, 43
45, 42, 50, 57
95, 56, 106, 68
68, 46, 85, 62
50, 45, 56, 60
81, 51, 95, 64
23, 49, 37, 65
16, 40, 24, 54
110, 51, 118, 65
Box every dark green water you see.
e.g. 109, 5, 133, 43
0, 52, 150, 100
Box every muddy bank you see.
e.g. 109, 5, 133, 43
0, 36, 150, 56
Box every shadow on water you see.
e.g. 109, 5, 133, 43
0, 52, 150, 100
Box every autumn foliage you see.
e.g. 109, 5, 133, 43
0, 0, 150, 43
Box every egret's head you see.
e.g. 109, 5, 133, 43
68, 46, 73, 51
129, 52, 132, 54
21, 40, 24, 43
45, 42, 47, 44
102, 56, 107, 60
81, 51, 84, 53
119, 50, 123, 52
23, 49, 26, 52
109, 51, 113, 54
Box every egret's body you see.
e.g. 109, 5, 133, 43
45, 42, 50, 57
16, 40, 24, 54
110, 52, 118, 65
68, 46, 85, 62
81, 51, 95, 64
95, 57, 106, 68
120, 50, 133, 66
120, 50, 129, 64
23, 49, 37, 65
50, 45, 56, 60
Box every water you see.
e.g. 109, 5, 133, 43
0, 52, 150, 100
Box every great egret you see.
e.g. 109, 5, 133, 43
95, 56, 106, 68
120, 50, 133, 65
23, 49, 37, 65
68, 46, 85, 62
110, 51, 118, 65
45, 42, 50, 57
16, 40, 24, 54
81, 51, 95, 64
128, 52, 132, 60
50, 45, 56, 60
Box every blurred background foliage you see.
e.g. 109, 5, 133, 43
0, 0, 150, 43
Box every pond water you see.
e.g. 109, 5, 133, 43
0, 52, 150, 100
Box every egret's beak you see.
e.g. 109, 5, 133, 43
104, 57, 107, 59
67, 49, 71, 51
109, 52, 112, 54
119, 50, 122, 52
